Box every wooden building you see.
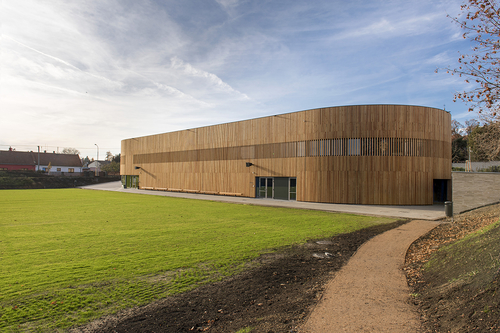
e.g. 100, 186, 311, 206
121, 105, 451, 205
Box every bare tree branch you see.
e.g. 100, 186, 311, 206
440, 0, 500, 119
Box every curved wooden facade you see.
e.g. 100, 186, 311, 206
121, 105, 451, 205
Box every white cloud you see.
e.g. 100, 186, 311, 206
0, 0, 476, 157
425, 51, 456, 66
6, 36, 79, 70
215, 0, 240, 9
333, 12, 444, 41
170, 57, 250, 100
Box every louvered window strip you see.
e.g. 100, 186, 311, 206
133, 138, 433, 163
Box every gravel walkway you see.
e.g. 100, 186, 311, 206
301, 220, 440, 332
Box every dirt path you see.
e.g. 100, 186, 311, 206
302, 220, 440, 332
73, 221, 409, 333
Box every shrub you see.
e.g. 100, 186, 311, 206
477, 166, 500, 172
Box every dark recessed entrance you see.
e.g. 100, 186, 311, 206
433, 179, 450, 203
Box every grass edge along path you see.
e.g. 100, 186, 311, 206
420, 218, 500, 330
0, 189, 395, 332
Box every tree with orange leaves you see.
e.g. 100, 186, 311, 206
443, 0, 500, 119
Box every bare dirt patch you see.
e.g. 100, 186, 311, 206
405, 203, 500, 332
72, 204, 500, 333
72, 220, 407, 333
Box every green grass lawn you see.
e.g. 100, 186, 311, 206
0, 189, 395, 331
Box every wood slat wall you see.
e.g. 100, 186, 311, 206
121, 105, 451, 205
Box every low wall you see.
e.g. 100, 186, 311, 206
0, 172, 121, 189
452, 161, 500, 171
452, 172, 500, 214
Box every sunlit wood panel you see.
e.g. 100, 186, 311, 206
121, 105, 451, 205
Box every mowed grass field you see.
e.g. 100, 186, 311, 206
0, 189, 396, 331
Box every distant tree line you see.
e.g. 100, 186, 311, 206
62, 147, 80, 155
78, 151, 120, 173
101, 152, 120, 173
452, 119, 500, 162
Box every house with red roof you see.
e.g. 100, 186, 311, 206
0, 148, 83, 175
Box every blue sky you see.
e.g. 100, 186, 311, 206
1, 0, 475, 159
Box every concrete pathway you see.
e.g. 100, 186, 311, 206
301, 219, 439, 332
80, 181, 446, 220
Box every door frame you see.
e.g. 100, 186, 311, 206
256, 177, 296, 200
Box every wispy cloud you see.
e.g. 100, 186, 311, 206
170, 57, 250, 100
0, 0, 476, 158
4, 35, 124, 93
215, 0, 240, 11
6, 36, 81, 71
332, 10, 445, 41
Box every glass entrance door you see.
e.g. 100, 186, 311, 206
289, 178, 296, 200
274, 177, 289, 200
258, 177, 273, 198
122, 175, 139, 189
257, 177, 296, 200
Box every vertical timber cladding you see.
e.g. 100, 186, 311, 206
121, 105, 451, 205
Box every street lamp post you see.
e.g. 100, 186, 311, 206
95, 144, 99, 176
